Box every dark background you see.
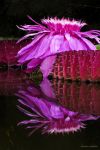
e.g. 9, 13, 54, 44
0, 0, 100, 37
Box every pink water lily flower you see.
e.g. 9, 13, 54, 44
17, 16, 100, 77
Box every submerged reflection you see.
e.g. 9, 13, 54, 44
52, 80, 100, 115
0, 70, 27, 95
17, 79, 100, 134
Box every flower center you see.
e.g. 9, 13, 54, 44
42, 18, 86, 34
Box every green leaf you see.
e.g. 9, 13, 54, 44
96, 44, 100, 50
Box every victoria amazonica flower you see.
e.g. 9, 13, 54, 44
17, 16, 100, 77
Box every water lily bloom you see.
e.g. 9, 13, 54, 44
17, 79, 100, 134
17, 16, 100, 77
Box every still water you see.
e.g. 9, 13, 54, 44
0, 70, 100, 150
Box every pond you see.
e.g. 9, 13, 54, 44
0, 69, 100, 150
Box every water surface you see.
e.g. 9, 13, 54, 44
0, 70, 100, 150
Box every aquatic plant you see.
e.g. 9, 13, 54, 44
17, 16, 100, 78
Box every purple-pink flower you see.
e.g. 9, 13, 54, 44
17, 16, 100, 77
17, 79, 100, 134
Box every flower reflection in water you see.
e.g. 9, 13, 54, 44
17, 79, 100, 135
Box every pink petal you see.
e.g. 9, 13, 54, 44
50, 105, 64, 119
40, 79, 56, 99
19, 34, 53, 63
32, 98, 51, 119
34, 34, 53, 59
50, 35, 64, 54
80, 37, 96, 50
74, 32, 96, 50
17, 34, 45, 56
27, 58, 42, 69
18, 35, 47, 63
40, 55, 56, 78
65, 33, 88, 50
60, 39, 70, 51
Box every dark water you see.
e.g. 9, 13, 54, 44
0, 70, 100, 150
